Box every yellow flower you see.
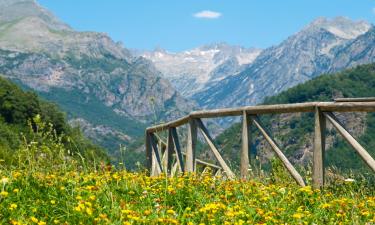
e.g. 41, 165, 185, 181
30, 217, 38, 223
37, 221, 46, 225
86, 207, 93, 215
320, 203, 331, 209
13, 189, 19, 193
292, 213, 304, 219
167, 209, 175, 215
9, 203, 17, 210
50, 200, 56, 205
0, 191, 9, 197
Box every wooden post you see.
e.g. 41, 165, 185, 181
324, 112, 375, 173
165, 128, 174, 173
241, 111, 251, 179
150, 134, 163, 175
252, 116, 306, 186
313, 107, 326, 189
171, 128, 185, 172
145, 131, 152, 174
195, 118, 236, 179
186, 119, 197, 172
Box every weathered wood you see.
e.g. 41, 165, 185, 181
241, 111, 251, 179
251, 116, 306, 187
146, 115, 190, 133
146, 102, 375, 133
190, 102, 318, 118
150, 133, 220, 171
145, 132, 152, 174
166, 128, 174, 173
171, 162, 178, 177
318, 102, 375, 112
312, 107, 326, 189
324, 112, 375, 173
150, 134, 163, 175
171, 128, 185, 172
334, 97, 375, 102
182, 153, 222, 170
186, 119, 197, 172
195, 118, 236, 179
214, 169, 222, 177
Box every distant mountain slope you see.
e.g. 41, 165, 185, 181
135, 43, 262, 97
214, 63, 375, 172
0, 0, 195, 158
192, 17, 372, 109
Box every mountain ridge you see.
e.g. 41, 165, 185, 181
191, 17, 373, 109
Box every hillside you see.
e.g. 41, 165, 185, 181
0, 0, 195, 160
214, 63, 375, 173
0, 75, 109, 165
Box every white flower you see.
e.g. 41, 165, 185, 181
1, 177, 9, 184
278, 187, 286, 194
344, 178, 355, 182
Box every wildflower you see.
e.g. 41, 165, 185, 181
292, 213, 304, 219
0, 191, 9, 197
320, 203, 331, 209
37, 221, 46, 225
9, 203, 17, 210
144, 210, 151, 216
167, 209, 175, 215
13, 189, 19, 193
278, 187, 286, 194
344, 178, 355, 182
50, 200, 56, 205
299, 186, 313, 195
86, 207, 93, 215
1, 177, 9, 184
30, 217, 38, 223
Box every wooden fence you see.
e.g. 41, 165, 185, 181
145, 99, 375, 188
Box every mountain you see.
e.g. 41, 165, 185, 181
135, 43, 262, 97
214, 63, 375, 173
0, 0, 194, 161
191, 17, 372, 109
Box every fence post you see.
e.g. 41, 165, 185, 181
145, 131, 152, 175
241, 111, 251, 179
186, 119, 197, 172
313, 107, 326, 189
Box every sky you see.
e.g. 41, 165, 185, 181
38, 0, 375, 52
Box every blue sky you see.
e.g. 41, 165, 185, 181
39, 0, 375, 52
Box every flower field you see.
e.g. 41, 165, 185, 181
0, 168, 374, 225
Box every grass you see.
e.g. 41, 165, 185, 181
0, 101, 374, 224
0, 165, 374, 224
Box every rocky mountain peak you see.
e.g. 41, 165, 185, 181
304, 16, 371, 39
0, 0, 71, 31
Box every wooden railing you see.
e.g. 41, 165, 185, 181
145, 99, 375, 188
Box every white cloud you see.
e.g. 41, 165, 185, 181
193, 10, 222, 19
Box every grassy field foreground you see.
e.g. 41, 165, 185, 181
0, 168, 374, 225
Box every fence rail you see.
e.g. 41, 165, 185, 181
145, 99, 375, 188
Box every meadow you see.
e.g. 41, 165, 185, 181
0, 165, 374, 224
